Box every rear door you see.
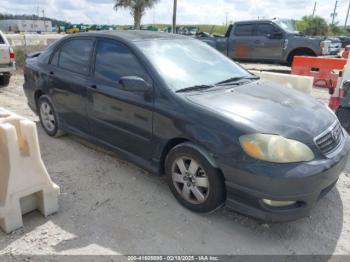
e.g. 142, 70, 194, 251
87, 38, 154, 160
47, 37, 94, 135
254, 23, 285, 60
229, 23, 256, 60
0, 33, 10, 65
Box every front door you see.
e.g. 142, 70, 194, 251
87, 38, 154, 160
253, 23, 285, 60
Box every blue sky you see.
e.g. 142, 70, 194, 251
0, 0, 349, 26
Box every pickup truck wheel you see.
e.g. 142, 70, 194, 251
165, 143, 226, 213
287, 49, 316, 66
0, 73, 11, 87
38, 95, 65, 137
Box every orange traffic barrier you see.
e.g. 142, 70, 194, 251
291, 56, 347, 89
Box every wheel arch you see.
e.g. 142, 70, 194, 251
34, 89, 45, 111
287, 47, 317, 65
159, 138, 220, 176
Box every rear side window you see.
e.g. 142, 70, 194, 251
94, 39, 150, 83
59, 39, 94, 75
0, 35, 4, 44
234, 24, 254, 36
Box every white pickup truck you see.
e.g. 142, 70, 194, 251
0, 30, 15, 87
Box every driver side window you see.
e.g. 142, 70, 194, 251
94, 39, 151, 84
256, 24, 282, 38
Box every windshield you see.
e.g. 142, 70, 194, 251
275, 19, 297, 33
135, 39, 251, 92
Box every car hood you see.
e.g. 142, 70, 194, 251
184, 80, 337, 141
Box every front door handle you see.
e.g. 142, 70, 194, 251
89, 85, 97, 89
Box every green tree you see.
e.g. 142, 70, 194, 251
296, 15, 329, 36
329, 23, 347, 36
113, 0, 159, 30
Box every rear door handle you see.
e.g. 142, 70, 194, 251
49, 71, 54, 75
89, 85, 97, 89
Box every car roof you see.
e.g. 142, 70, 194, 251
66, 30, 189, 43
234, 19, 276, 24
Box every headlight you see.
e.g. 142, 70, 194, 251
320, 40, 331, 55
239, 134, 314, 163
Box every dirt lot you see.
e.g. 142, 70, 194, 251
0, 71, 350, 258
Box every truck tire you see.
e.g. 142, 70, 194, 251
336, 107, 350, 132
287, 49, 316, 66
0, 73, 11, 87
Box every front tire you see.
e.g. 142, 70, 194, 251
38, 95, 64, 137
287, 50, 316, 66
165, 143, 226, 213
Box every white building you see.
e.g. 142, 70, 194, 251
0, 19, 52, 33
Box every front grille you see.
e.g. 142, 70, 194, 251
315, 122, 343, 157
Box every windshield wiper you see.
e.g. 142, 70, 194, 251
216, 76, 260, 86
176, 84, 215, 93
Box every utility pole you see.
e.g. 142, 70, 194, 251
172, 0, 177, 33
331, 0, 338, 25
312, 1, 317, 17
345, 0, 350, 29
153, 10, 155, 25
36, 6, 40, 19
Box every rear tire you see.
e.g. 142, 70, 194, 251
38, 95, 65, 137
0, 73, 11, 87
165, 143, 226, 213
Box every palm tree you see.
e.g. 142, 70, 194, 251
113, 0, 160, 30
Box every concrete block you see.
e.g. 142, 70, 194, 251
0, 107, 59, 233
250, 70, 314, 95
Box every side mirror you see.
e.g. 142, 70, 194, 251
118, 76, 151, 92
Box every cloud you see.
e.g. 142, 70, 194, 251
0, 0, 349, 26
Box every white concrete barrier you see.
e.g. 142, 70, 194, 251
0, 108, 59, 233
250, 70, 314, 95
5, 33, 64, 47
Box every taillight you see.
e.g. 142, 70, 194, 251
9, 48, 15, 60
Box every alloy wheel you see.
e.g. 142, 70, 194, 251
171, 157, 210, 204
40, 102, 56, 132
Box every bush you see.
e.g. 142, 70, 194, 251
296, 16, 329, 36
13, 45, 47, 67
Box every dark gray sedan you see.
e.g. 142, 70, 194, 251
23, 31, 349, 222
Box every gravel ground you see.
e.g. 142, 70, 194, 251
0, 71, 350, 257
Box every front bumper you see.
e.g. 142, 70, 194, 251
329, 48, 342, 55
220, 135, 350, 222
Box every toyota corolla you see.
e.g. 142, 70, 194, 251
23, 31, 350, 221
